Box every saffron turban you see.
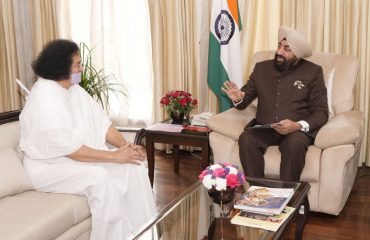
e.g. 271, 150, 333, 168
278, 26, 312, 59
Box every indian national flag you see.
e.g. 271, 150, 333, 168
207, 0, 243, 112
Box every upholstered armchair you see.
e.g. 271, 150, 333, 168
207, 51, 364, 215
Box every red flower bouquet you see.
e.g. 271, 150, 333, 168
160, 90, 198, 116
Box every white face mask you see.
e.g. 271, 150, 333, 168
71, 72, 82, 84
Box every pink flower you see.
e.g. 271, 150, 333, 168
226, 174, 240, 188
192, 99, 198, 105
198, 170, 208, 180
213, 168, 225, 177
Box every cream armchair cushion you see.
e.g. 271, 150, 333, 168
315, 111, 364, 148
0, 147, 33, 198
207, 51, 364, 215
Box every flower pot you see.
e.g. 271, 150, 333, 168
170, 111, 184, 125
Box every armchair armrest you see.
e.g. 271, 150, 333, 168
206, 105, 256, 141
314, 110, 364, 149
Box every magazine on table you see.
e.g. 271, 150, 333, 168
231, 206, 295, 232
234, 186, 294, 215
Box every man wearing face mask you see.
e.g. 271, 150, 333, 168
20, 39, 157, 240
222, 26, 328, 181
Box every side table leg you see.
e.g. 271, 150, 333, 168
146, 137, 155, 187
201, 142, 210, 170
173, 145, 179, 174
295, 196, 310, 240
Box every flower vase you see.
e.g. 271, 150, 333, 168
208, 187, 236, 205
170, 111, 184, 125
208, 187, 236, 217
182, 113, 191, 126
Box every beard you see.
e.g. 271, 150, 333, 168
274, 54, 298, 72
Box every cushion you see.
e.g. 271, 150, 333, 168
0, 121, 20, 149
315, 111, 364, 149
0, 191, 90, 240
206, 106, 256, 140
325, 67, 335, 116
0, 147, 34, 198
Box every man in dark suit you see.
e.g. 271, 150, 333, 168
222, 26, 328, 181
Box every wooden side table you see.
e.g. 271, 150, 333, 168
144, 129, 210, 186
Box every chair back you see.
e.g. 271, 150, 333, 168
250, 51, 359, 116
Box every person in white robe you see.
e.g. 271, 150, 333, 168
20, 39, 157, 240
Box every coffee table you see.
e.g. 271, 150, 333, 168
144, 123, 210, 186
132, 177, 310, 240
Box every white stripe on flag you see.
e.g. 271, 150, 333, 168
210, 0, 243, 89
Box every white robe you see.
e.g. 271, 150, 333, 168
20, 79, 156, 240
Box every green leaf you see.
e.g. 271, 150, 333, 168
78, 42, 127, 109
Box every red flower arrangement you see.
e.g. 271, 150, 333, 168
160, 90, 198, 116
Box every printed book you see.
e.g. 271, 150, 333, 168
231, 206, 295, 232
234, 186, 294, 215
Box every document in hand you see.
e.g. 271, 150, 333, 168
234, 186, 294, 215
231, 206, 295, 232
246, 123, 281, 129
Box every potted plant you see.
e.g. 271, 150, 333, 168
79, 42, 127, 109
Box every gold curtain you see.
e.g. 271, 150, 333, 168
30, 0, 59, 55
149, 0, 200, 123
0, 0, 60, 112
0, 1, 21, 112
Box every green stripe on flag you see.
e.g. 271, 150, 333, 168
207, 33, 233, 112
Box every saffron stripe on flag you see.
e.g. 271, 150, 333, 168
227, 0, 239, 28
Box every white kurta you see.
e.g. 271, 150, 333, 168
20, 79, 156, 240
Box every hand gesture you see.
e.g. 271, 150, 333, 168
221, 81, 245, 102
272, 119, 301, 135
131, 144, 146, 159
113, 143, 146, 164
